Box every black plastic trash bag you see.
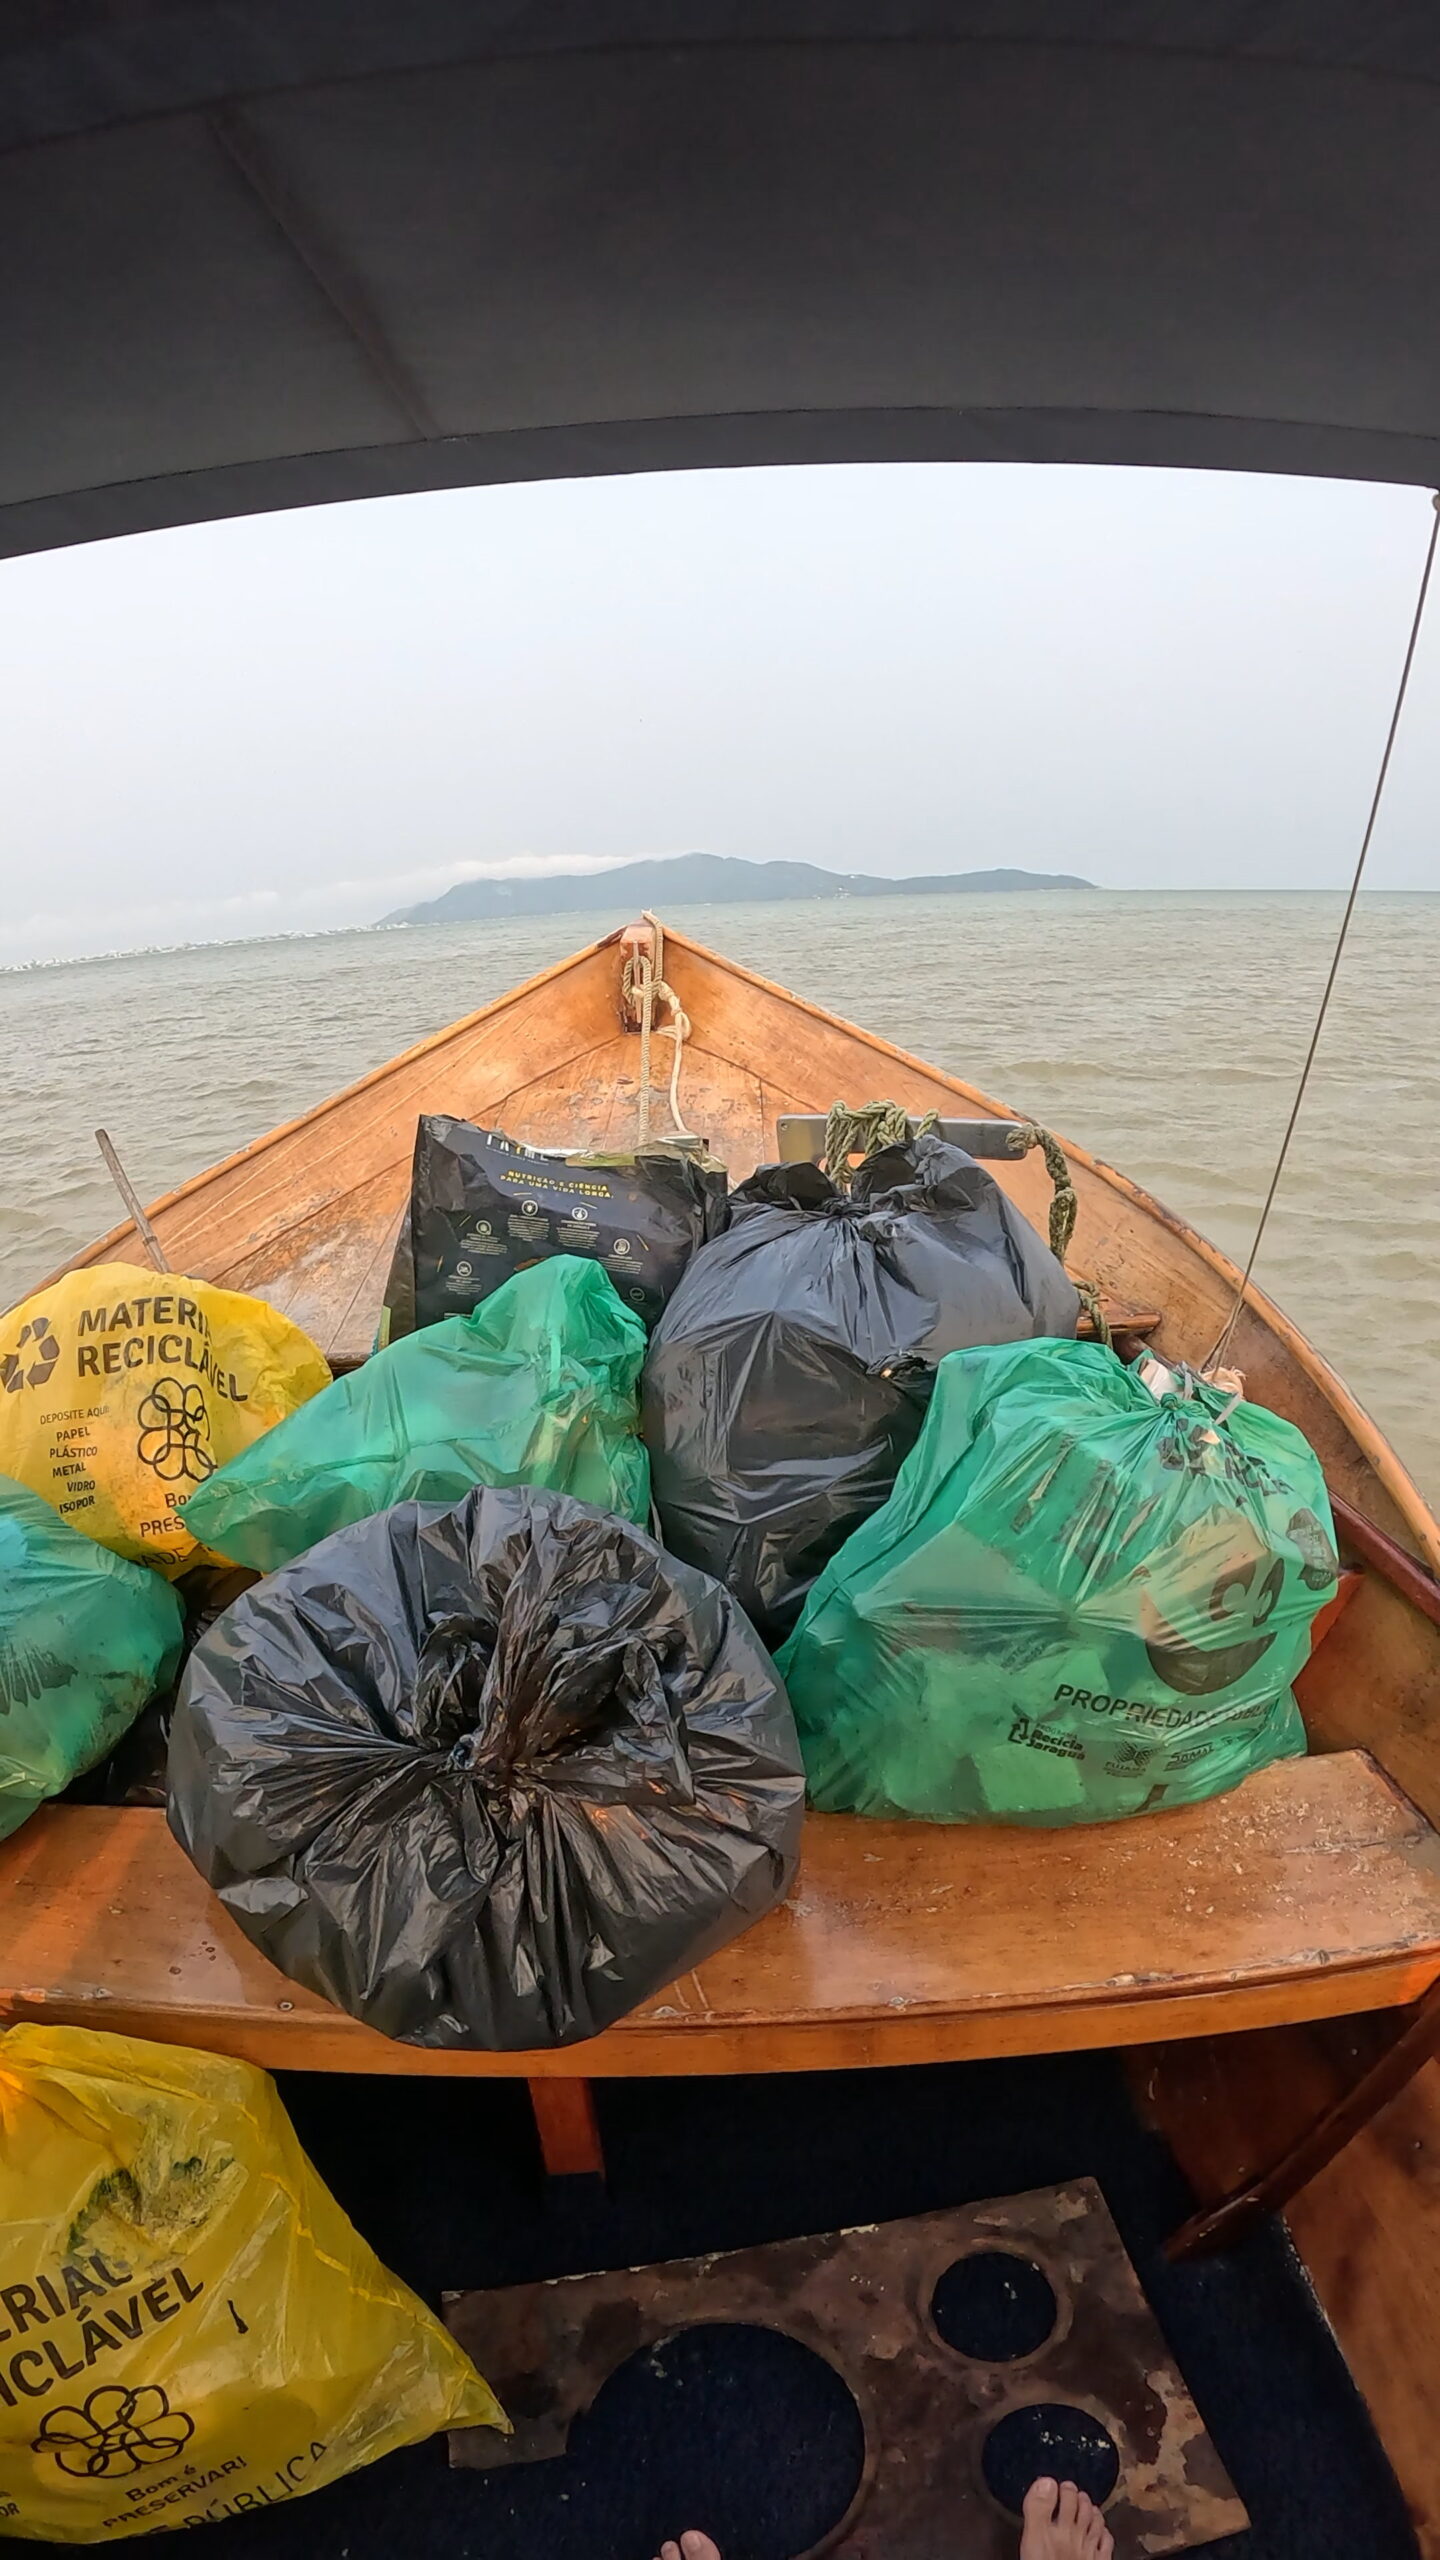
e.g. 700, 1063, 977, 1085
643, 1137, 1080, 1649
383, 1119, 727, 1338
167, 1487, 803, 2051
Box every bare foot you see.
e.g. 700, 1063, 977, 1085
655, 2538, 721, 2560
1020, 2475, 1113, 2558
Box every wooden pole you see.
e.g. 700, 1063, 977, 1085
94, 1130, 169, 1273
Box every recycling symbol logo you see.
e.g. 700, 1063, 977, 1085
1, 1315, 60, 1395
135, 1380, 215, 1484
34, 2384, 195, 2481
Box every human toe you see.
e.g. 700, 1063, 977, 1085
1023, 2475, 1058, 2527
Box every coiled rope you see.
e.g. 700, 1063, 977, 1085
1206, 490, 1440, 1373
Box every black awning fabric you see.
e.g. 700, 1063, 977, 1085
5, 2, 1440, 558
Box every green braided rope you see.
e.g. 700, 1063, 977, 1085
1071, 1276, 1112, 1348
822, 1100, 938, 1186
1005, 1122, 1110, 1344
820, 1102, 1109, 1344
1005, 1121, 1076, 1260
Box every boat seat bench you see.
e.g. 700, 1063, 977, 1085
4, 1751, 1440, 2216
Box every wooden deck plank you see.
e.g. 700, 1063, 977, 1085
4, 1756, 1440, 2078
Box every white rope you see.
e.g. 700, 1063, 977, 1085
656, 981, 698, 1141
634, 952, 654, 1146
1206, 490, 1440, 1374
621, 915, 699, 1146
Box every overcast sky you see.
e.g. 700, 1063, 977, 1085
1, 462, 1437, 965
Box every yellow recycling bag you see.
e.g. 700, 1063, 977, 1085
0, 2026, 505, 2541
0, 1266, 330, 1575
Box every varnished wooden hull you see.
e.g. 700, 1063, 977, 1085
45, 916, 1440, 1803
47, 918, 1440, 1777
34, 912, 1440, 1820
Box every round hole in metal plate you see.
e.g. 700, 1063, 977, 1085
930, 2250, 1058, 2361
571, 2322, 865, 2560
982, 2403, 1120, 2518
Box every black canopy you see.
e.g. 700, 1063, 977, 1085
5, 4, 1440, 559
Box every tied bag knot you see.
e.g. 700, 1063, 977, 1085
168, 1487, 803, 2050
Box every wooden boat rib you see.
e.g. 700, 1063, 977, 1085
10, 918, 1440, 2542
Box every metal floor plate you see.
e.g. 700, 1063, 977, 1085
446, 2178, 1247, 2556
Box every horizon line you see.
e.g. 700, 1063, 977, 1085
4, 884, 1434, 976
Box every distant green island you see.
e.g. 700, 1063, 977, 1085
381, 853, 1097, 926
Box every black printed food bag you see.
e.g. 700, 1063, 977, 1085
382, 1120, 726, 1339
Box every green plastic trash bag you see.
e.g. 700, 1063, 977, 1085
779, 1340, 1339, 1827
180, 1256, 651, 1572
0, 1476, 184, 1840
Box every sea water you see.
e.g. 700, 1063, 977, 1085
3, 890, 1437, 1499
